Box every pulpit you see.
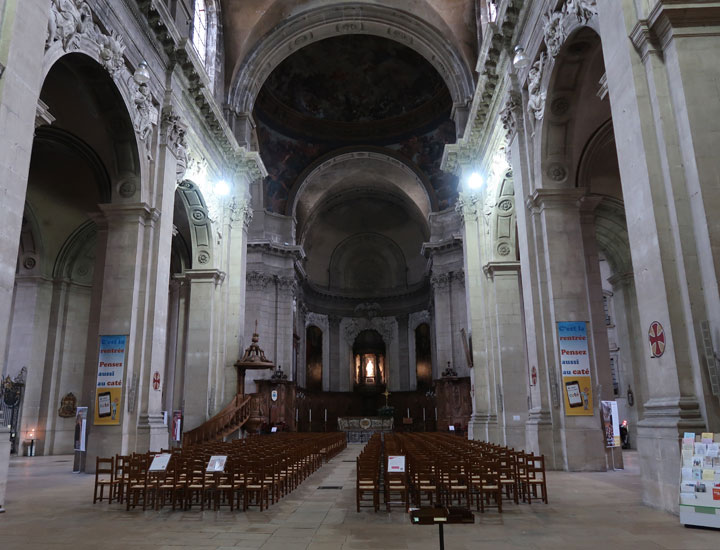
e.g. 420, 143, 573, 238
434, 373, 471, 432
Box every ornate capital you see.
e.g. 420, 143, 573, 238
161, 106, 188, 182
455, 191, 481, 223
430, 272, 451, 290
246, 270, 273, 290
277, 276, 298, 296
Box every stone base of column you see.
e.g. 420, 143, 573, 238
137, 413, 169, 453
637, 397, 705, 514
504, 422, 527, 451
467, 412, 497, 442
526, 409, 561, 469
0, 420, 10, 512
560, 423, 607, 471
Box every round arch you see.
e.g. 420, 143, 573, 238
228, 2, 475, 129
175, 180, 215, 269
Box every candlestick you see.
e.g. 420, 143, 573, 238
423, 408, 426, 421
324, 409, 327, 421
434, 407, 438, 421
295, 408, 298, 422
407, 407, 410, 418
309, 409, 312, 422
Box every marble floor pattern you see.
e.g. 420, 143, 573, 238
0, 445, 717, 550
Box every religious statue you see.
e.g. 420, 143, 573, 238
365, 358, 374, 378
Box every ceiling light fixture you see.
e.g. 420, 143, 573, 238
215, 180, 231, 197
467, 172, 484, 190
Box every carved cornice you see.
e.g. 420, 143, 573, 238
526, 188, 585, 213
246, 271, 274, 290
455, 192, 481, 223
185, 268, 225, 285
247, 241, 305, 261
483, 261, 520, 278
420, 234, 464, 258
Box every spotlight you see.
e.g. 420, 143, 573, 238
512, 46, 530, 69
467, 172, 484, 190
215, 180, 230, 196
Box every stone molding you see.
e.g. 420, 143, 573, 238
431, 271, 463, 290
543, 1, 598, 59
176, 180, 214, 268
483, 261, 520, 278
526, 188, 585, 213
420, 235, 464, 258
99, 202, 158, 224
305, 312, 329, 331
607, 271, 635, 290
247, 241, 305, 261
342, 316, 396, 346
185, 268, 225, 285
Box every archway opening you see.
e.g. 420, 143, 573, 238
306, 326, 323, 391
415, 323, 432, 390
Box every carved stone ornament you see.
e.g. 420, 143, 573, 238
46, 0, 95, 51
133, 82, 156, 146
343, 317, 395, 346
497, 242, 512, 256
246, 271, 274, 290
161, 108, 188, 184
564, 0, 597, 25
527, 53, 547, 122
58, 392, 77, 418
455, 192, 480, 222
543, 9, 565, 58
430, 272, 451, 290
500, 92, 521, 141
97, 29, 125, 76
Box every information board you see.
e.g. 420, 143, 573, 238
557, 322, 594, 416
93, 335, 127, 425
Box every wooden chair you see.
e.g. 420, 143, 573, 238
475, 458, 502, 513
125, 454, 150, 510
114, 454, 130, 503
524, 453, 548, 504
93, 457, 119, 504
244, 463, 270, 511
498, 452, 519, 505
356, 458, 379, 512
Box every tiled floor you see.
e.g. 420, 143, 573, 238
1, 446, 718, 550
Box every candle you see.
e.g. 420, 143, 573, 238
324, 409, 327, 422
423, 408, 426, 421
295, 408, 298, 422
434, 407, 438, 421
309, 409, 312, 422
407, 408, 410, 418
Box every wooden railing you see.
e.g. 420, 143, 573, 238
182, 394, 252, 447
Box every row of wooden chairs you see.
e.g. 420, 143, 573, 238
354, 433, 548, 514
93, 432, 346, 512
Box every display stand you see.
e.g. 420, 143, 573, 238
679, 431, 720, 529
410, 506, 474, 550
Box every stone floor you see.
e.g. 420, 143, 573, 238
1, 446, 718, 550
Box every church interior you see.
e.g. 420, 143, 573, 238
1, 0, 720, 546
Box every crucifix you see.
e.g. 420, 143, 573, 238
382, 388, 391, 407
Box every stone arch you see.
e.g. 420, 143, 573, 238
52, 220, 97, 285
228, 2, 475, 132
489, 172, 518, 262
43, 0, 148, 197
289, 148, 436, 220
175, 180, 215, 268
328, 233, 407, 292
34, 126, 112, 203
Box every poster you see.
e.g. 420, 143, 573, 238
388, 455, 406, 473
207, 455, 227, 472
93, 335, 127, 425
74, 407, 88, 451
172, 410, 182, 442
601, 401, 621, 447
149, 454, 171, 471
557, 322, 593, 416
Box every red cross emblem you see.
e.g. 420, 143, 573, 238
648, 321, 665, 358
152, 371, 161, 391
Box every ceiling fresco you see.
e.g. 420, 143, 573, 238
253, 34, 458, 214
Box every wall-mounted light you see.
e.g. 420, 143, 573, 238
512, 46, 530, 69
133, 61, 151, 85
214, 180, 230, 196
467, 172, 484, 190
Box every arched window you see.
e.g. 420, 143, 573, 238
192, 0, 208, 64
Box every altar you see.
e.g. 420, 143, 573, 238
338, 416, 394, 443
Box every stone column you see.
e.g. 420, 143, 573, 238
328, 316, 341, 391
397, 314, 410, 391
85, 203, 161, 464
0, 410, 10, 512
485, 262, 528, 450
457, 192, 497, 441
599, 1, 708, 510
0, 1, 49, 377
276, 276, 296, 375
528, 189, 607, 471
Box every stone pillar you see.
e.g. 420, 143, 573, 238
0, 410, 9, 512
182, 269, 223, 432
328, 316, 341, 391
276, 276, 296, 375
397, 314, 410, 391
528, 189, 606, 471
0, 1, 49, 378
599, 1, 708, 510
457, 193, 497, 442
485, 262, 528, 450
85, 203, 162, 464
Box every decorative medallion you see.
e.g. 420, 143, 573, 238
271, 389, 278, 402
546, 163, 568, 182
648, 321, 666, 358
497, 242, 512, 256
152, 371, 161, 391
118, 180, 136, 198
197, 251, 210, 264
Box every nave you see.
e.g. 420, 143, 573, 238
1, 446, 716, 550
